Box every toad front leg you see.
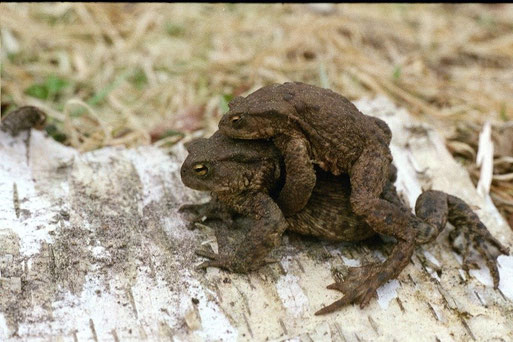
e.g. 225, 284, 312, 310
316, 146, 416, 315
196, 192, 289, 273
179, 196, 233, 229
273, 135, 316, 216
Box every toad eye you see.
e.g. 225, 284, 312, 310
193, 163, 208, 176
230, 115, 242, 124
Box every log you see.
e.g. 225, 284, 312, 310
1, 96, 512, 341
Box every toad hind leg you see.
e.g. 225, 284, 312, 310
415, 190, 510, 288
315, 233, 415, 315
316, 147, 416, 315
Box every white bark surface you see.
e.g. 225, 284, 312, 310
1, 96, 512, 342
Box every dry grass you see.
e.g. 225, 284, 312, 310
1, 3, 512, 225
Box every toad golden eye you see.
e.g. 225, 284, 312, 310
231, 115, 241, 123
193, 163, 208, 176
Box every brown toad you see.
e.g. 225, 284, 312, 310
180, 131, 509, 314
217, 82, 433, 306
180, 132, 383, 274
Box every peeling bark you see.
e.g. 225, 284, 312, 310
1, 97, 512, 341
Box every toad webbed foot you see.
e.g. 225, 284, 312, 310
315, 263, 386, 315
195, 248, 237, 272
195, 248, 278, 274
448, 215, 510, 288
415, 191, 510, 288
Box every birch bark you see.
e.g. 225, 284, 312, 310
1, 97, 512, 342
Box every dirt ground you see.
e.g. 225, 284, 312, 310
1, 3, 512, 226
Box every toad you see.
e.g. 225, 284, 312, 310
217, 82, 433, 306
180, 131, 509, 314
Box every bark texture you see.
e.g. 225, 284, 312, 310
1, 96, 512, 341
